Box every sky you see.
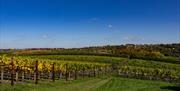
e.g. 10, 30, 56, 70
0, 0, 179, 48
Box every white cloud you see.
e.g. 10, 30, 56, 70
42, 34, 48, 39
108, 24, 113, 28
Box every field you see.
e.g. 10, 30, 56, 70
1, 0, 179, 90
1, 77, 179, 91
0, 54, 180, 91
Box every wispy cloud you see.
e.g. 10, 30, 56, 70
41, 33, 57, 47
91, 17, 98, 21
108, 24, 113, 28
42, 34, 49, 39
87, 17, 99, 23
123, 36, 143, 41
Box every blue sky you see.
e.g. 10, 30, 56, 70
0, 0, 179, 48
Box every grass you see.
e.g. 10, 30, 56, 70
0, 77, 179, 91
1, 55, 180, 91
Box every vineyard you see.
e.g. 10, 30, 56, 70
0, 55, 180, 88
21, 55, 180, 82
0, 55, 111, 86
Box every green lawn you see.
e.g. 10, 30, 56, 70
0, 77, 179, 91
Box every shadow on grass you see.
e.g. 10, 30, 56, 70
160, 86, 180, 91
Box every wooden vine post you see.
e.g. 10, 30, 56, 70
97, 68, 99, 77
65, 64, 68, 81
52, 63, 55, 82
75, 65, 77, 80
82, 66, 85, 79
11, 57, 14, 86
1, 66, 4, 83
35, 61, 38, 84
105, 66, 107, 75
93, 66, 96, 77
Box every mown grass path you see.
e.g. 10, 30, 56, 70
0, 77, 179, 91
96, 77, 179, 91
